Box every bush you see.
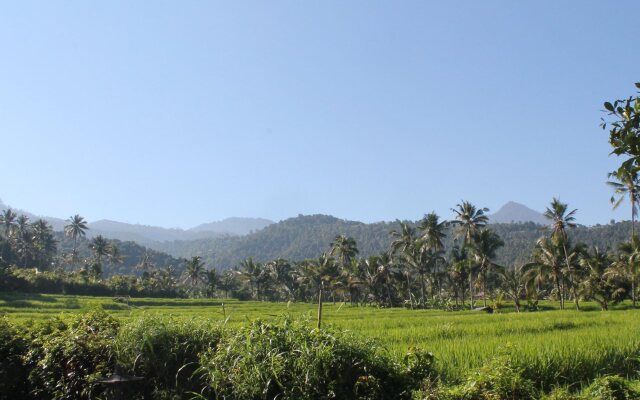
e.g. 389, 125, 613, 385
0, 317, 29, 400
199, 317, 414, 400
582, 376, 640, 400
115, 316, 222, 399
25, 310, 119, 400
433, 348, 536, 400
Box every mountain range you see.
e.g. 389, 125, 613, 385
2, 198, 629, 273
0, 198, 274, 243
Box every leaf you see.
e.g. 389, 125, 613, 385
604, 102, 614, 112
635, 82, 640, 89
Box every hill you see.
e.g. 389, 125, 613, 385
146, 215, 632, 269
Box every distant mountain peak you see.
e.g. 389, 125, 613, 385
489, 201, 548, 225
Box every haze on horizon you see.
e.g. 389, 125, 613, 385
1, 1, 639, 228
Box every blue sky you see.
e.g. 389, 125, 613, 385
1, 1, 639, 228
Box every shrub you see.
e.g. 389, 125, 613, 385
199, 317, 411, 400
25, 310, 119, 400
435, 348, 536, 400
0, 317, 29, 400
115, 316, 222, 399
582, 375, 640, 400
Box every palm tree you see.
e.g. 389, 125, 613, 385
390, 223, 418, 307
89, 235, 110, 266
184, 256, 207, 293
239, 257, 263, 300
543, 198, 578, 308
468, 229, 504, 307
608, 165, 640, 239
500, 265, 527, 312
419, 212, 448, 298
614, 236, 640, 307
32, 219, 57, 270
525, 237, 566, 309
0, 208, 17, 238
448, 245, 469, 307
64, 215, 88, 263
451, 201, 489, 246
329, 235, 359, 269
580, 247, 617, 311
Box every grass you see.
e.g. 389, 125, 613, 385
2, 292, 639, 387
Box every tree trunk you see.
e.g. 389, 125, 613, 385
420, 273, 426, 309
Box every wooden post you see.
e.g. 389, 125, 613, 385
317, 283, 323, 329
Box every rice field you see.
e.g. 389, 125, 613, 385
2, 292, 638, 386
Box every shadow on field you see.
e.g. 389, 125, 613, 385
0, 292, 59, 307
127, 300, 223, 308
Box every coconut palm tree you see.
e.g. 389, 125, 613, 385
64, 215, 88, 263
32, 219, 57, 270
450, 201, 489, 246
543, 198, 578, 308
525, 237, 567, 309
0, 208, 17, 238
468, 229, 504, 307
500, 265, 528, 312
184, 256, 207, 293
239, 257, 263, 300
329, 235, 359, 269
613, 236, 640, 307
448, 245, 469, 307
580, 247, 618, 311
89, 235, 110, 265
608, 165, 640, 240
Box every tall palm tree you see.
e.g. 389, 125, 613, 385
608, 166, 640, 238
468, 229, 504, 307
419, 212, 448, 298
64, 215, 88, 263
329, 235, 359, 269
89, 235, 110, 266
239, 257, 263, 300
448, 245, 469, 307
450, 201, 489, 246
418, 212, 447, 251
184, 256, 207, 293
32, 219, 57, 270
0, 208, 17, 238
543, 198, 578, 308
390, 223, 418, 307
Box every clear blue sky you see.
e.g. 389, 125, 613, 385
1, 1, 639, 228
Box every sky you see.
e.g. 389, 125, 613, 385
1, 1, 639, 228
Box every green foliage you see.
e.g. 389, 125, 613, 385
115, 316, 222, 399
0, 317, 29, 399
441, 348, 536, 400
25, 310, 119, 400
583, 376, 640, 400
198, 316, 412, 400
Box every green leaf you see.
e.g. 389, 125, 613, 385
604, 102, 614, 112
635, 82, 640, 89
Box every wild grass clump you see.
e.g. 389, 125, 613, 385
198, 317, 430, 399
115, 315, 223, 399
0, 317, 29, 399
25, 310, 119, 400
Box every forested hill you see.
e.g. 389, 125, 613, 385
54, 232, 183, 277
144, 214, 633, 269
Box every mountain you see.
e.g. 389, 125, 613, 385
0, 198, 67, 231
488, 201, 548, 225
147, 214, 628, 270
190, 217, 274, 236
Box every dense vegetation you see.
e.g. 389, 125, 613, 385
1, 295, 640, 399
146, 215, 632, 268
